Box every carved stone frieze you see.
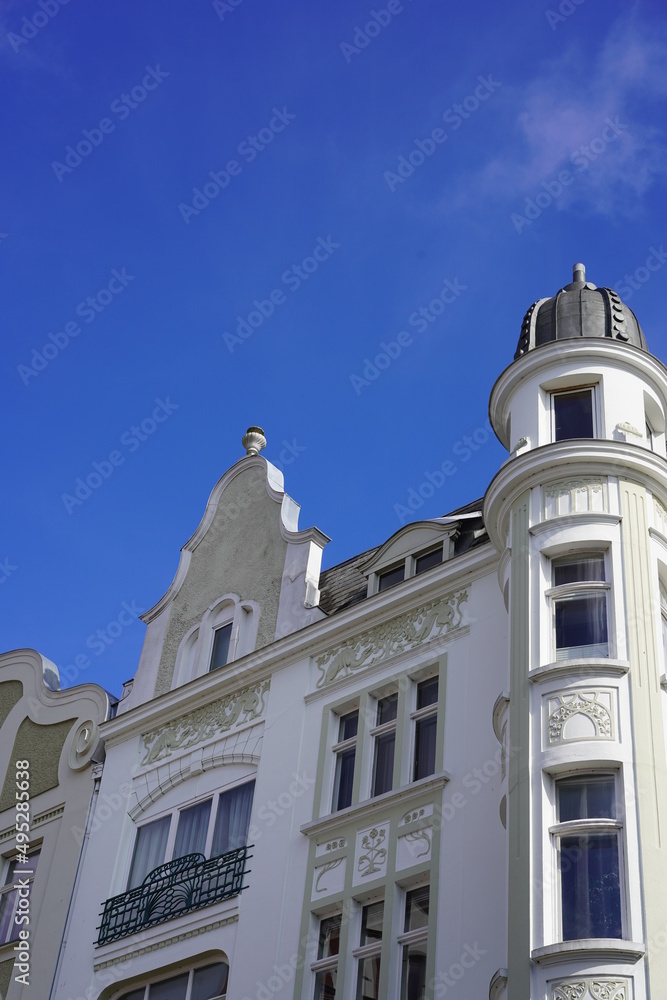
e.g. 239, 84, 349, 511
546, 689, 614, 745
315, 591, 467, 688
551, 980, 628, 1000
543, 478, 606, 519
141, 680, 270, 765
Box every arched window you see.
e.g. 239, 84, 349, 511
117, 961, 228, 1000
173, 595, 259, 687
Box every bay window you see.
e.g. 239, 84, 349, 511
332, 711, 358, 812
312, 913, 341, 999
399, 885, 429, 1000
554, 774, 623, 940
550, 554, 609, 660
355, 900, 383, 1000
127, 781, 255, 889
371, 694, 397, 797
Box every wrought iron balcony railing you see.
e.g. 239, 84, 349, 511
96, 845, 251, 946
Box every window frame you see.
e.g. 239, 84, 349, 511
332, 710, 359, 813
370, 693, 398, 798
411, 676, 439, 782
352, 898, 384, 1000
377, 563, 405, 593
311, 912, 342, 999
550, 771, 625, 943
397, 884, 430, 1000
0, 847, 40, 946
547, 551, 612, 662
114, 959, 230, 1000
550, 384, 597, 443
126, 779, 255, 890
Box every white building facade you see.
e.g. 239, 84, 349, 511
3, 264, 667, 1000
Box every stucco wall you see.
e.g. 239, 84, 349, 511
0, 717, 74, 810
0, 958, 13, 1000
0, 682, 22, 729
154, 465, 288, 695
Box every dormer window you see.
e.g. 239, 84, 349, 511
415, 547, 442, 575
552, 387, 595, 441
378, 564, 405, 592
209, 622, 233, 672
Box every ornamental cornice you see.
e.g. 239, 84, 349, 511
484, 439, 667, 552
140, 680, 269, 765
314, 591, 467, 688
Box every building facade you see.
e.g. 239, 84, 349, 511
2, 263, 667, 1000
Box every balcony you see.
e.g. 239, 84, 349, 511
96, 846, 251, 946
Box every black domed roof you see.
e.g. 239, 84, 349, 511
515, 264, 647, 359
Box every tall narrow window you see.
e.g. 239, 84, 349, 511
355, 900, 384, 1000
413, 678, 438, 781
332, 711, 358, 811
211, 781, 255, 856
555, 774, 622, 940
209, 622, 233, 671
552, 387, 595, 441
0, 849, 40, 945
399, 885, 429, 1000
552, 554, 609, 660
128, 816, 170, 889
371, 694, 397, 797
173, 800, 212, 859
312, 913, 341, 999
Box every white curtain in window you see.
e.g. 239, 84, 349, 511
173, 800, 212, 860
128, 816, 170, 889
212, 781, 255, 856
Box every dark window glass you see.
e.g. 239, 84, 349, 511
339, 711, 358, 741
404, 885, 429, 932
558, 776, 615, 822
400, 941, 427, 1000
173, 799, 212, 859
561, 833, 622, 939
555, 595, 608, 655
414, 716, 437, 781
211, 781, 255, 856
554, 389, 594, 441
360, 901, 384, 944
372, 731, 395, 797
377, 694, 398, 726
191, 962, 229, 1000
210, 622, 233, 671
415, 549, 442, 575
333, 747, 356, 810
378, 565, 405, 591
356, 956, 381, 1000
553, 556, 605, 586
416, 678, 438, 709
118, 990, 145, 1000
150, 974, 189, 1000
313, 970, 337, 999
318, 914, 341, 958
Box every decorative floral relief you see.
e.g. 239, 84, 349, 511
315, 591, 467, 688
141, 680, 270, 764
654, 496, 667, 531
402, 808, 426, 825
543, 478, 606, 518
357, 827, 387, 877
547, 689, 613, 745
403, 829, 431, 859
314, 858, 345, 894
326, 838, 346, 852
551, 980, 628, 1000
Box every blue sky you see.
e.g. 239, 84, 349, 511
2, 0, 667, 697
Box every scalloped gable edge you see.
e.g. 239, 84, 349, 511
0, 647, 112, 719
141, 455, 330, 625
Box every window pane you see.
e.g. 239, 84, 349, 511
558, 776, 615, 822
405, 886, 429, 932
400, 940, 427, 1000
318, 914, 341, 958
377, 694, 397, 726
372, 731, 395, 797
555, 595, 608, 657
118, 990, 145, 1000
211, 781, 255, 856
415, 549, 442, 575
561, 833, 622, 939
417, 678, 438, 710
173, 799, 212, 860
414, 715, 437, 780
356, 955, 381, 1000
333, 747, 356, 811
553, 556, 605, 585
360, 900, 384, 945
378, 565, 405, 591
339, 711, 358, 742
554, 389, 594, 441
191, 962, 229, 1000
128, 816, 170, 888
150, 973, 189, 1000
0, 888, 17, 945
210, 622, 233, 671
313, 969, 337, 999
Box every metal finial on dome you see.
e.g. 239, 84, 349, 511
242, 426, 266, 456
573, 262, 586, 283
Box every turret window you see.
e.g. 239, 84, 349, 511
552, 387, 595, 441
550, 554, 609, 660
